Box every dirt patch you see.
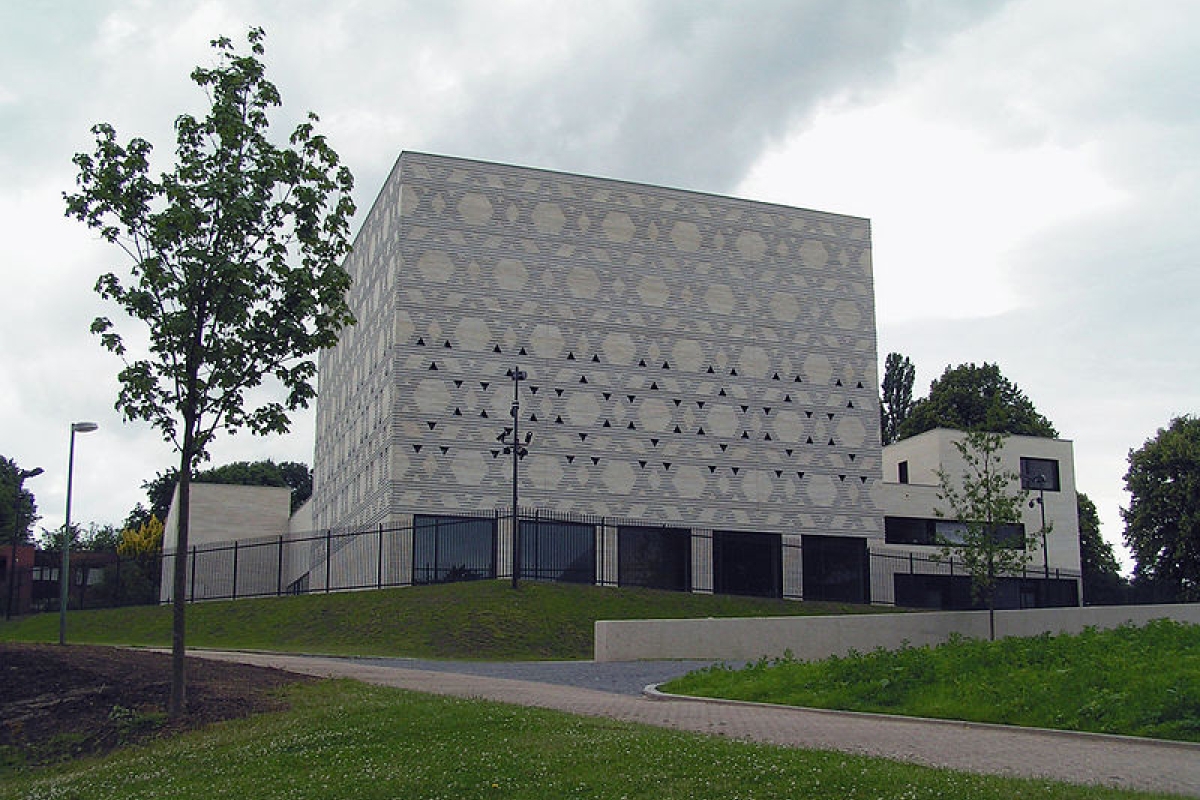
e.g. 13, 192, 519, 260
0, 643, 313, 770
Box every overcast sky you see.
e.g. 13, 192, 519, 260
2, 1, 1196, 570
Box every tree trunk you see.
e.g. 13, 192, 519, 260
168, 426, 195, 719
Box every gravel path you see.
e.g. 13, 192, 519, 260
194, 650, 1200, 797
352, 656, 732, 695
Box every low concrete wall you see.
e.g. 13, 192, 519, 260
594, 603, 1200, 662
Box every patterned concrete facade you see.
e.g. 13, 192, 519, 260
314, 153, 881, 542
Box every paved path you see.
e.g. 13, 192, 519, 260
193, 650, 1200, 797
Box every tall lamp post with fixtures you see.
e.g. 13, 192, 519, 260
59, 421, 98, 645
5, 466, 43, 620
498, 368, 529, 589
1029, 473, 1049, 578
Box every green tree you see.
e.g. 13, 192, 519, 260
935, 430, 1036, 640
195, 459, 312, 511
898, 362, 1057, 441
64, 27, 356, 718
1076, 492, 1127, 605
1122, 415, 1200, 602
880, 352, 916, 446
1, 456, 40, 546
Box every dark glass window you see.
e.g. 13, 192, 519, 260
898, 461, 909, 484
618, 526, 691, 591
413, 515, 497, 584
885, 516, 1025, 549
713, 530, 781, 598
1020, 457, 1061, 491
519, 519, 595, 584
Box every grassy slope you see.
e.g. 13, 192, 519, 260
1, 680, 1174, 800
0, 581, 888, 660
663, 619, 1200, 742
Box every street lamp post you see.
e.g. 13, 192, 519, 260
498, 367, 528, 589
5, 467, 43, 620
1029, 474, 1048, 578
59, 421, 98, 645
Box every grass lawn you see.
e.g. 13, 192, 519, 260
1, 680, 1180, 800
662, 619, 1200, 743
0, 580, 891, 660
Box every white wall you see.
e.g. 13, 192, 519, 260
594, 604, 1200, 662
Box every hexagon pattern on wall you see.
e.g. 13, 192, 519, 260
315, 153, 880, 537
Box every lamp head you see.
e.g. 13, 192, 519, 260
71, 422, 99, 434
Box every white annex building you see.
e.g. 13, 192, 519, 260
163, 153, 1082, 608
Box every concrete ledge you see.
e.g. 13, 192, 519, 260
595, 603, 1200, 662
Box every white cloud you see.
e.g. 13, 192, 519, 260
2, 0, 1196, 574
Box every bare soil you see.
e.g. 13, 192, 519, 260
0, 643, 312, 769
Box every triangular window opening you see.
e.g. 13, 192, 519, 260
417, 337, 426, 346
567, 352, 576, 360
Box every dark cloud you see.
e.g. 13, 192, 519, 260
429, 1, 1005, 191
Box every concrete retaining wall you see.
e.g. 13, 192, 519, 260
594, 603, 1200, 662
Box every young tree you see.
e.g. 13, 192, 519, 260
899, 362, 1057, 441
64, 27, 356, 718
1122, 415, 1200, 602
880, 352, 916, 445
935, 430, 1037, 640
1076, 491, 1127, 605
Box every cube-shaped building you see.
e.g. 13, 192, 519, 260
312, 152, 881, 600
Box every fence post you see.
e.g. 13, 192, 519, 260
377, 523, 384, 590
231, 540, 239, 601
325, 529, 332, 593
277, 535, 284, 596
189, 545, 197, 602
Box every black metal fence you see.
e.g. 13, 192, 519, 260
3, 508, 1084, 615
